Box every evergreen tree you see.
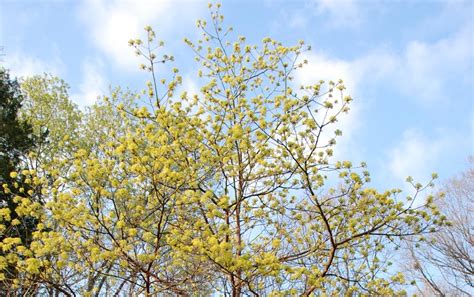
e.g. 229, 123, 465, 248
0, 68, 37, 291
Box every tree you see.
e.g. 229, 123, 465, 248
0, 5, 447, 296
405, 158, 473, 296
0, 68, 35, 190
20, 74, 83, 174
16, 76, 156, 295
16, 74, 88, 295
0, 68, 41, 294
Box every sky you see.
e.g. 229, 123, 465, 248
1, 0, 473, 194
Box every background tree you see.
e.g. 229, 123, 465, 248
20, 74, 83, 175
0, 68, 41, 294
17, 76, 162, 295
14, 74, 87, 295
405, 158, 473, 296
0, 68, 35, 193
19, 75, 210, 295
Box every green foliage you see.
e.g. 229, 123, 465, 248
0, 69, 35, 178
20, 74, 82, 170
0, 68, 41, 293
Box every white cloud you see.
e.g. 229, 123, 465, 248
394, 26, 472, 103
386, 129, 450, 195
71, 57, 107, 107
288, 15, 308, 29
3, 52, 63, 78
368, 24, 472, 105
293, 24, 472, 164
296, 53, 357, 90
294, 52, 362, 162
277, 8, 309, 29
354, 24, 469, 105
310, 0, 361, 28
182, 75, 199, 98
275, 0, 362, 32
388, 129, 444, 182
296, 23, 472, 104
167, 74, 200, 110
78, 0, 205, 71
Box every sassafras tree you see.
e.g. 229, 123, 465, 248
0, 5, 447, 296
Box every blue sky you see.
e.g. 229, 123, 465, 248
1, 0, 473, 193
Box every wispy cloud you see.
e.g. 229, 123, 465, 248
71, 57, 107, 107
386, 129, 450, 195
297, 23, 472, 103
394, 25, 472, 103
77, 0, 206, 71
274, 0, 363, 32
295, 52, 363, 162
388, 129, 445, 182
310, 0, 362, 28
3, 52, 63, 78
293, 23, 472, 165
370, 24, 470, 104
